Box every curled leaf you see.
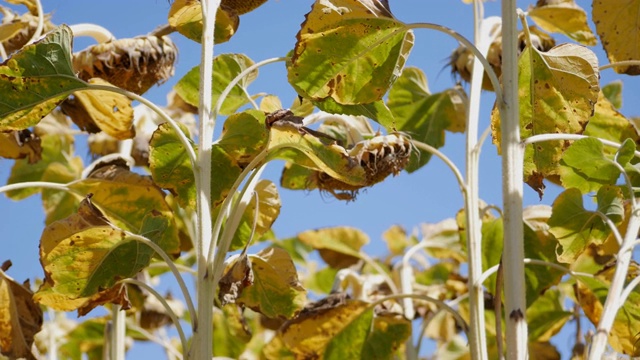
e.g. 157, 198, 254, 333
528, 0, 597, 46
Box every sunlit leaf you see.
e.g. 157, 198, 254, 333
149, 122, 196, 210
0, 268, 42, 360
388, 67, 466, 172
60, 78, 135, 139
528, 0, 596, 46
229, 180, 281, 251
221, 0, 268, 15
601, 81, 623, 109
236, 247, 306, 319
259, 94, 283, 113
548, 186, 624, 263
592, 0, 640, 75
217, 109, 269, 167
0, 25, 87, 131
526, 289, 572, 342
68, 163, 180, 255
576, 274, 640, 356
175, 53, 258, 115
34, 197, 168, 314
492, 43, 599, 196
558, 137, 632, 193
584, 91, 639, 147
168, 0, 239, 44
280, 297, 372, 359
0, 129, 41, 163
297, 227, 369, 269
362, 314, 411, 359
288, 0, 414, 104
5, 0, 38, 15
304, 265, 338, 295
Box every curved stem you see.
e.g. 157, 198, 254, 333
123, 232, 196, 328
593, 211, 624, 247
600, 60, 640, 71
87, 84, 197, 167
215, 56, 288, 116
69, 23, 115, 43
524, 133, 640, 159
120, 278, 189, 354
147, 261, 197, 276
0, 181, 72, 195
109, 304, 125, 360
126, 323, 183, 359
415, 293, 469, 355
411, 140, 467, 194
619, 273, 640, 308
400, 240, 453, 319
405, 23, 503, 106
26, 0, 44, 45
359, 252, 398, 295
479, 259, 594, 286
367, 293, 469, 337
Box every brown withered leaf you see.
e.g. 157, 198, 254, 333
0, 129, 41, 163
218, 253, 254, 306
0, 270, 43, 360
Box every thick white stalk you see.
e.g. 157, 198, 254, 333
589, 212, 640, 357
463, 8, 500, 359
191, 0, 220, 359
500, 3, 527, 359
110, 305, 125, 360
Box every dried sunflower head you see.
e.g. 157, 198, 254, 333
0, 6, 55, 55
73, 35, 177, 95
450, 25, 555, 91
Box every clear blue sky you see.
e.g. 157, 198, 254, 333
1, 0, 638, 358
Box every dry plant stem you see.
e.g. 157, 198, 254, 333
126, 323, 183, 359
495, 261, 504, 360
25, 0, 44, 45
480, 259, 594, 285
589, 212, 640, 358
120, 278, 189, 353
192, 1, 220, 359
69, 23, 115, 43
411, 140, 466, 194
414, 293, 469, 355
525, 133, 640, 158
501, 5, 527, 359
0, 181, 71, 194
600, 60, 640, 71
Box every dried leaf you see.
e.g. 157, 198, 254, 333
0, 129, 41, 163
297, 227, 369, 269
0, 270, 43, 360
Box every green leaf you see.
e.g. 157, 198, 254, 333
149, 122, 196, 210
492, 44, 599, 196
387, 67, 466, 172
323, 307, 374, 360
68, 163, 180, 255
480, 217, 503, 293
528, 0, 597, 46
313, 97, 396, 128
297, 226, 369, 269
559, 137, 623, 193
526, 289, 572, 342
602, 81, 622, 109
593, 0, 640, 75
217, 109, 269, 167
237, 247, 306, 319
288, 0, 413, 104
0, 25, 87, 131
362, 314, 411, 359
59, 318, 107, 360
548, 186, 624, 263
34, 197, 167, 313
174, 53, 257, 115
212, 305, 252, 358
304, 265, 338, 295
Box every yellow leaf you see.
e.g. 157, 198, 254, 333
593, 0, 640, 75
528, 0, 596, 46
0, 130, 41, 163
168, 0, 239, 44
61, 78, 135, 139
298, 226, 369, 269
